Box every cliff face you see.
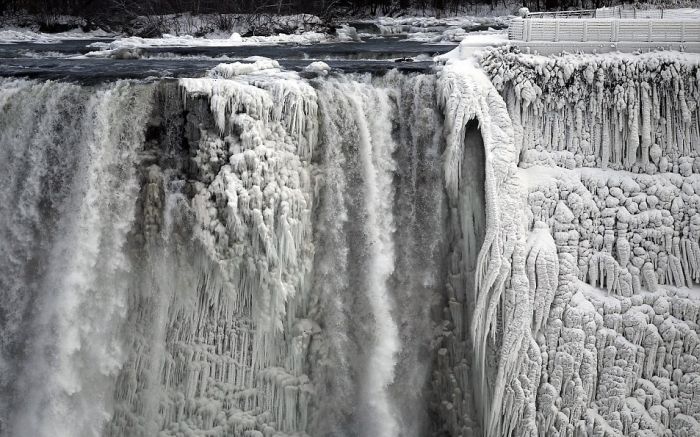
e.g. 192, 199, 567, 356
472, 48, 700, 437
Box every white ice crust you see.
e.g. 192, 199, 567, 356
434, 47, 700, 437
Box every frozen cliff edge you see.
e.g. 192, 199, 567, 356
446, 48, 700, 437
436, 59, 532, 437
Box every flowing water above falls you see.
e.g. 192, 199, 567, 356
0, 69, 484, 437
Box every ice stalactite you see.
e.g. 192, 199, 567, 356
437, 61, 532, 437
170, 70, 316, 435
526, 222, 559, 336
0, 78, 153, 437
479, 47, 700, 437
481, 49, 700, 175
106, 66, 318, 437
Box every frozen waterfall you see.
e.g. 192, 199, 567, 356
2, 49, 700, 437
0, 69, 467, 437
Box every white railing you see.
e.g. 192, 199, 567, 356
508, 18, 700, 43
526, 9, 597, 19
525, 6, 696, 19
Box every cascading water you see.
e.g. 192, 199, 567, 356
316, 76, 403, 437
0, 78, 153, 437
0, 67, 483, 437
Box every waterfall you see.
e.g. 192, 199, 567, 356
314, 75, 402, 436
3, 46, 698, 437
310, 72, 450, 437
0, 69, 481, 437
0, 78, 153, 437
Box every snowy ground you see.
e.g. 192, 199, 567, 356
0, 12, 512, 48
84, 31, 330, 53
0, 28, 114, 44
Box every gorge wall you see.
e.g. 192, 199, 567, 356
478, 49, 700, 437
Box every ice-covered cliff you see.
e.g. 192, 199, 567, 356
470, 48, 700, 437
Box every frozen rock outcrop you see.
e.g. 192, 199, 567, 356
108, 68, 319, 437
471, 48, 700, 437
437, 60, 533, 437
482, 49, 700, 175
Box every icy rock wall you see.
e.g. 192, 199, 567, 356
109, 72, 319, 437
0, 78, 153, 437
478, 49, 700, 437
481, 49, 700, 175
105, 69, 451, 437
435, 62, 533, 437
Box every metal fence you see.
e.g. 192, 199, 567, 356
525, 6, 694, 19
508, 18, 700, 43
526, 9, 597, 19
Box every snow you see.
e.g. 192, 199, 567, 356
303, 61, 331, 75
435, 30, 509, 63
86, 31, 328, 51
207, 59, 281, 78
0, 27, 113, 44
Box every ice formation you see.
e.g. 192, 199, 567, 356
108, 66, 447, 437
2, 43, 700, 437
435, 60, 529, 437
464, 48, 700, 437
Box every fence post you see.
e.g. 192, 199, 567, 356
681, 22, 685, 43
648, 21, 652, 43
525, 19, 531, 41
555, 20, 560, 42
583, 21, 588, 42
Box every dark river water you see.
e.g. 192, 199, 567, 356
0, 36, 456, 81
